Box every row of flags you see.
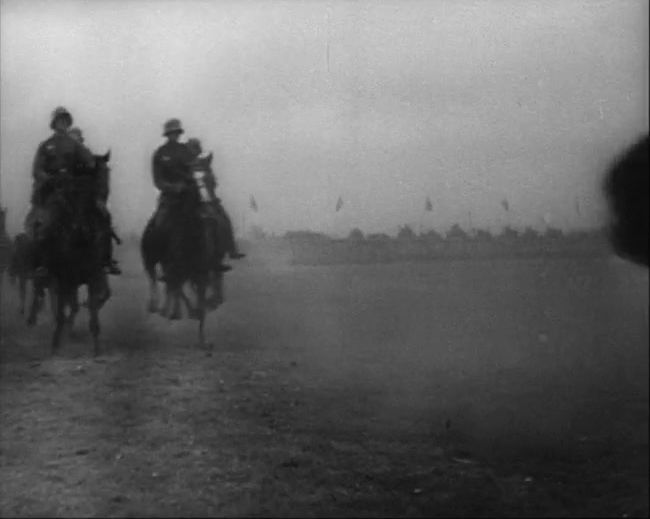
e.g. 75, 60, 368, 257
248, 194, 584, 215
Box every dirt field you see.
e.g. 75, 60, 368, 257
0, 243, 648, 517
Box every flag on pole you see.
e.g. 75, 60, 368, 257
335, 196, 343, 212
501, 198, 510, 212
249, 195, 258, 212
425, 197, 433, 212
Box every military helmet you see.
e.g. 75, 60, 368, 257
50, 106, 73, 130
163, 118, 184, 136
186, 137, 202, 156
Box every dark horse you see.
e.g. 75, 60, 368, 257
10, 232, 71, 325
40, 152, 112, 355
603, 133, 648, 267
141, 153, 226, 346
9, 233, 33, 315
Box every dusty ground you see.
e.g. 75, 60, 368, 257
0, 244, 648, 517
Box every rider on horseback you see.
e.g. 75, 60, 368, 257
185, 137, 246, 271
68, 127, 121, 275
150, 119, 244, 275
27, 107, 96, 279
151, 118, 193, 232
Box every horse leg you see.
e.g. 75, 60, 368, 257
179, 286, 201, 319
88, 280, 102, 357
67, 288, 79, 329
89, 302, 100, 357
160, 282, 171, 318
49, 286, 57, 322
206, 272, 224, 309
169, 287, 183, 320
97, 275, 111, 308
196, 281, 208, 349
51, 290, 67, 355
142, 220, 163, 312
147, 275, 160, 313
18, 276, 26, 314
26, 280, 42, 326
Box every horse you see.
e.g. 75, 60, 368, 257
8, 233, 32, 315
40, 152, 112, 355
141, 152, 227, 347
10, 232, 76, 326
603, 133, 648, 267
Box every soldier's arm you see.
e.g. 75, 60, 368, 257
152, 151, 179, 193
152, 151, 165, 191
32, 143, 49, 182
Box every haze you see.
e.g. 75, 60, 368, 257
1, 0, 648, 237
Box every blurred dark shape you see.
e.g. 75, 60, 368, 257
397, 224, 417, 240
0, 208, 10, 275
447, 223, 469, 241
604, 134, 649, 267
498, 226, 520, 243
348, 228, 365, 241
543, 227, 564, 241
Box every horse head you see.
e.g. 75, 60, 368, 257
96, 149, 111, 165
193, 152, 213, 173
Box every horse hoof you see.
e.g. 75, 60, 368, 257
205, 297, 222, 310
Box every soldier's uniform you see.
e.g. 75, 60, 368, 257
28, 108, 94, 238
151, 119, 194, 231
31, 126, 95, 209
26, 108, 95, 276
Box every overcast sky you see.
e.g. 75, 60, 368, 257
1, 0, 648, 237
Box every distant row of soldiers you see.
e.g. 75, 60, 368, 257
26, 107, 245, 279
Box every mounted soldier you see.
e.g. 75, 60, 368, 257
185, 137, 245, 272
151, 119, 192, 226
27, 107, 96, 279
149, 120, 243, 274
68, 126, 121, 274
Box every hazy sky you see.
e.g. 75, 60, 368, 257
1, 0, 648, 237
